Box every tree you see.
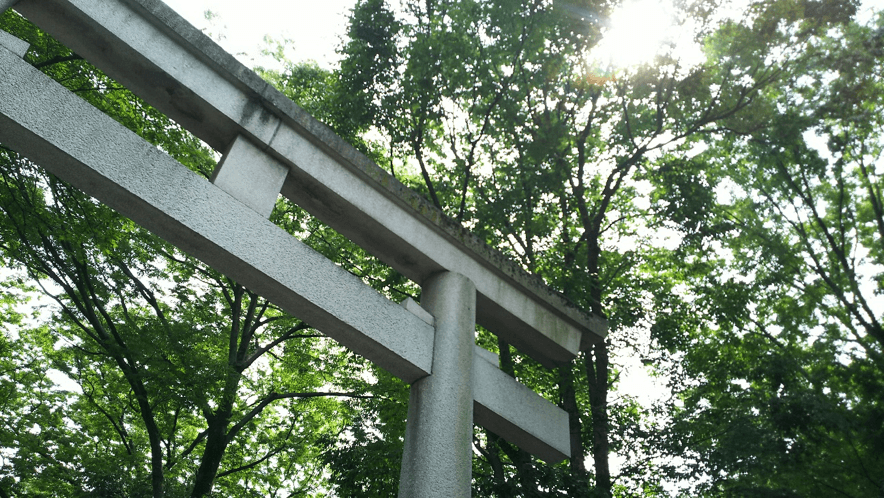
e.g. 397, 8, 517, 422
333, 0, 842, 495
3, 0, 880, 495
0, 12, 370, 497
648, 6, 884, 495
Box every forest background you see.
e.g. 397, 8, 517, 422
0, 0, 883, 496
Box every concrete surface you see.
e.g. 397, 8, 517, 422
0, 45, 434, 384
0, 43, 572, 462
399, 273, 476, 498
13, 0, 607, 368
0, 25, 28, 58
473, 349, 570, 463
401, 297, 434, 326
0, 0, 19, 14
211, 134, 288, 218
474, 344, 499, 365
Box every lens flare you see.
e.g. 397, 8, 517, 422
592, 0, 676, 69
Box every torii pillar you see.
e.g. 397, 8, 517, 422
0, 0, 610, 492
399, 272, 476, 496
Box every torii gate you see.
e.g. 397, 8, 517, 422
0, 0, 607, 495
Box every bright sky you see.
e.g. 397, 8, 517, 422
162, 0, 357, 70
161, 0, 709, 74
163, 0, 689, 72
591, 0, 687, 69
592, 0, 883, 73
163, 0, 884, 76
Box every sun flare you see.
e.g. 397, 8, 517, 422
591, 0, 677, 70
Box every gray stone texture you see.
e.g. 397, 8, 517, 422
0, 42, 571, 461
473, 350, 570, 463
0, 0, 19, 13
399, 273, 476, 498
13, 0, 607, 367
474, 344, 499, 365
0, 45, 434, 383
401, 297, 435, 326
211, 134, 288, 219
0, 26, 28, 58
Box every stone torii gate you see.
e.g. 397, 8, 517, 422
0, 0, 607, 495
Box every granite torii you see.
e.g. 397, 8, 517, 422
0, 0, 607, 495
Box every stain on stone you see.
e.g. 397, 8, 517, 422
166, 84, 205, 123
241, 98, 276, 129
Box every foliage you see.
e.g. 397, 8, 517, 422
647, 7, 884, 496
0, 11, 368, 498
1, 0, 883, 496
332, 0, 856, 495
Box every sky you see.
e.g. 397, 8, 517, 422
162, 0, 678, 72
155, 0, 678, 420
162, 0, 357, 71
162, 0, 693, 72
157, 0, 884, 409
11, 0, 884, 479
159, 0, 882, 455
162, 0, 884, 76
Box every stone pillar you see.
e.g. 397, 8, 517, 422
0, 0, 19, 13
398, 272, 476, 498
211, 135, 288, 219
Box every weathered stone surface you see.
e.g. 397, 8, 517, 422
0, 45, 434, 384
211, 134, 287, 218
401, 297, 435, 326
0, 0, 20, 13
14, 0, 607, 368
399, 273, 476, 498
473, 349, 570, 463
0, 26, 28, 57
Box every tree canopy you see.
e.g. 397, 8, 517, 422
1, 0, 882, 496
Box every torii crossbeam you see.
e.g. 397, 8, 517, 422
0, 0, 607, 495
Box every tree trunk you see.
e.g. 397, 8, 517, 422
190, 361, 245, 497
559, 362, 588, 493
190, 413, 231, 497
585, 342, 611, 497
103, 339, 165, 497
582, 216, 612, 497
133, 384, 166, 498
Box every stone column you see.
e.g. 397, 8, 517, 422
398, 271, 476, 498
0, 0, 19, 13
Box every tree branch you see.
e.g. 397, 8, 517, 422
226, 391, 376, 444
